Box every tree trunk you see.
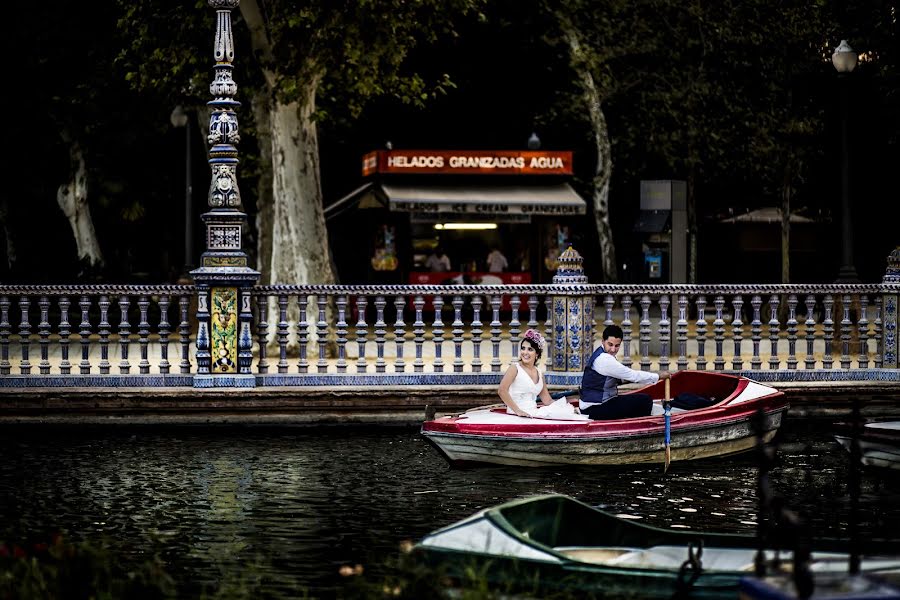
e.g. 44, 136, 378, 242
687, 167, 697, 284
267, 92, 334, 288
251, 90, 274, 283
781, 159, 792, 284
0, 198, 14, 273
565, 30, 617, 282
56, 140, 103, 271
241, 1, 336, 351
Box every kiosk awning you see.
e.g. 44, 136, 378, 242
381, 183, 586, 216
325, 182, 586, 220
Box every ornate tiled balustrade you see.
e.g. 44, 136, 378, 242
1, 281, 898, 388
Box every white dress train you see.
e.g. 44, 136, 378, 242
506, 363, 588, 421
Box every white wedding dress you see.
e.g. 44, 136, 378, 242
506, 363, 589, 421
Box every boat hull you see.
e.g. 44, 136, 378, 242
415, 494, 900, 599
835, 421, 900, 472
422, 372, 789, 467
424, 408, 785, 466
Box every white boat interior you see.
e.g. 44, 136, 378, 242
554, 545, 900, 574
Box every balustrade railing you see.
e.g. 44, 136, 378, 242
0, 283, 896, 387
0, 285, 195, 384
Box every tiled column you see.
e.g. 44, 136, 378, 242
548, 247, 593, 384
880, 247, 900, 368
192, 0, 260, 387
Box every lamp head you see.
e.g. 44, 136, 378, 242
832, 39, 858, 74
170, 105, 189, 128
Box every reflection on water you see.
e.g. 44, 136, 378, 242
1, 421, 899, 597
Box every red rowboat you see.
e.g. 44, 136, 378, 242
421, 371, 788, 467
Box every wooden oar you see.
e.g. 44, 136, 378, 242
663, 378, 672, 473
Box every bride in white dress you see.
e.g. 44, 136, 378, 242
498, 329, 587, 420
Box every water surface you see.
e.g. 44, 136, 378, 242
1, 421, 898, 597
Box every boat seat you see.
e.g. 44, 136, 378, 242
555, 545, 759, 571
553, 547, 641, 564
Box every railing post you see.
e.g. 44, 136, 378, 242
548, 247, 593, 380
751, 295, 762, 370
881, 247, 900, 368
97, 295, 110, 375
471, 295, 483, 373
191, 0, 260, 387
621, 295, 634, 368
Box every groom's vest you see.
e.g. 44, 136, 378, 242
581, 346, 620, 406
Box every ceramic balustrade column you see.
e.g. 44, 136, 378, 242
676, 294, 688, 371
621, 295, 634, 368
77, 296, 91, 374
59, 296, 72, 375
178, 296, 191, 374
413, 295, 425, 372
695, 296, 708, 371
823, 294, 834, 369
527, 295, 539, 331
432, 295, 445, 373
38, 296, 51, 375
97, 295, 111, 374
750, 295, 763, 370
138, 296, 151, 374
767, 295, 780, 370
713, 295, 725, 371
490, 294, 502, 372
18, 297, 32, 375
0, 296, 10, 375
393, 295, 406, 373
731, 295, 744, 370
452, 295, 464, 373
471, 295, 483, 373
355, 295, 368, 373
603, 295, 615, 329
277, 294, 289, 373
549, 248, 592, 379
509, 295, 521, 361
858, 294, 869, 369
786, 295, 798, 370
639, 295, 651, 371
804, 295, 816, 369
335, 294, 348, 373
840, 294, 852, 369
316, 294, 328, 374
297, 294, 309, 373
374, 295, 387, 373
255, 295, 269, 374
658, 295, 671, 372
158, 295, 171, 375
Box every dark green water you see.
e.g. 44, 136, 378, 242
1, 420, 898, 597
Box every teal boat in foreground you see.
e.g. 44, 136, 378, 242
414, 494, 900, 599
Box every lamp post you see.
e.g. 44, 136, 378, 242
170, 105, 193, 279
832, 40, 859, 282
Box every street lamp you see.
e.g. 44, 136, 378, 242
832, 40, 858, 282
170, 105, 193, 280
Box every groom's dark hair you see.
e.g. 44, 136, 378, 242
602, 325, 624, 340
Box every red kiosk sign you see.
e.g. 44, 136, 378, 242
362, 150, 573, 176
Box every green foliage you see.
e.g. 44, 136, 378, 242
0, 535, 176, 599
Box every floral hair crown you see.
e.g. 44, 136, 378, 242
523, 329, 545, 353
